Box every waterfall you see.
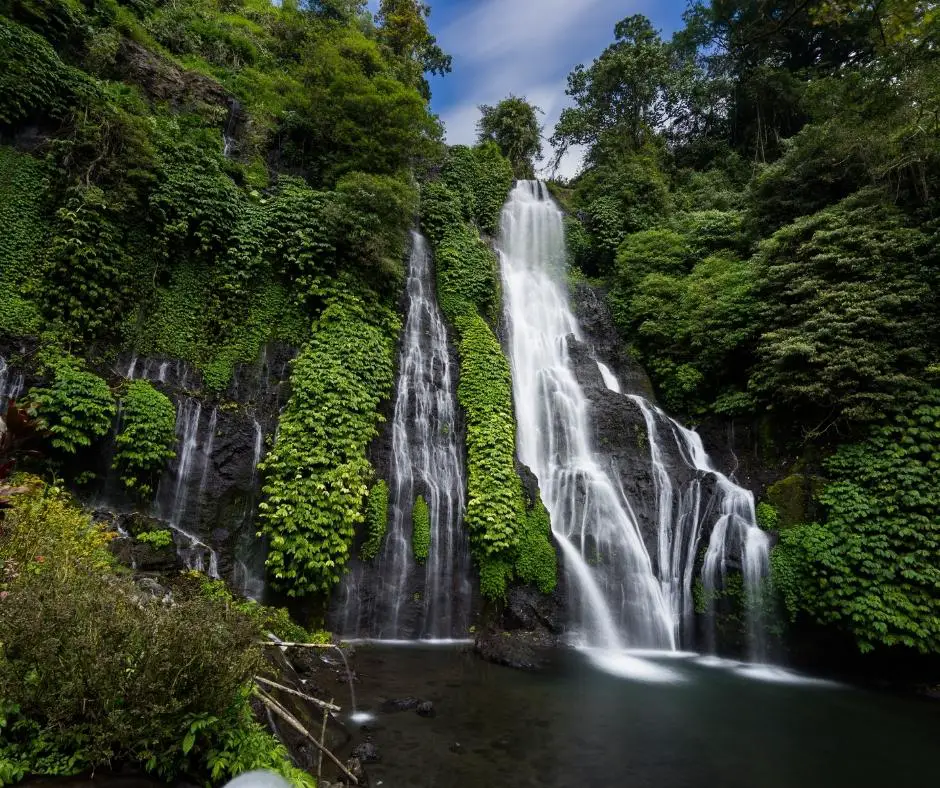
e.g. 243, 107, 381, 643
235, 417, 267, 601
155, 398, 220, 577
336, 231, 471, 639
0, 355, 24, 410
500, 181, 674, 651
499, 181, 770, 658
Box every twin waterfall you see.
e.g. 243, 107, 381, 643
335, 233, 472, 640
500, 181, 770, 657
335, 183, 770, 658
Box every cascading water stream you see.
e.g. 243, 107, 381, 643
499, 181, 674, 651
336, 232, 471, 639
500, 181, 771, 660
154, 397, 220, 577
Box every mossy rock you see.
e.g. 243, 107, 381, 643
766, 473, 826, 528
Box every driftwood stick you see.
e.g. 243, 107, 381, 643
317, 697, 332, 782
260, 641, 339, 649
256, 688, 358, 785
254, 676, 341, 712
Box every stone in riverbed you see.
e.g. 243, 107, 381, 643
351, 741, 380, 763
416, 700, 435, 718
380, 697, 421, 713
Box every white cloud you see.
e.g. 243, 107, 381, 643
434, 0, 653, 180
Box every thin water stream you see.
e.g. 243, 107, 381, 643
336, 232, 471, 639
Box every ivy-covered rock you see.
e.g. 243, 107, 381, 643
360, 479, 389, 561
772, 392, 940, 654
113, 380, 177, 498
258, 296, 396, 597
412, 495, 430, 563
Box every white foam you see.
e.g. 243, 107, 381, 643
626, 649, 699, 659
581, 647, 686, 683
350, 711, 376, 724
733, 664, 839, 687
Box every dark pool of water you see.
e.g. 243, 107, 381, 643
344, 645, 940, 788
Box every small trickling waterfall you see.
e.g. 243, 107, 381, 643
153, 397, 220, 577
234, 417, 266, 601
336, 232, 472, 640
0, 355, 24, 408
500, 181, 770, 657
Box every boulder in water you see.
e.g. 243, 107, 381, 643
351, 741, 380, 763
416, 700, 435, 718
380, 696, 421, 713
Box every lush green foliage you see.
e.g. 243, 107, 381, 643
113, 380, 177, 498
360, 479, 389, 561
514, 496, 557, 594
772, 393, 940, 653
477, 96, 543, 179
28, 359, 116, 455
0, 483, 307, 787
0, 146, 45, 337
750, 193, 933, 427
0, 0, 441, 389
258, 296, 396, 596
136, 529, 173, 548
454, 312, 524, 567
411, 494, 429, 563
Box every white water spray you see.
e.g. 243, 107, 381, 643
500, 181, 674, 651
499, 181, 770, 659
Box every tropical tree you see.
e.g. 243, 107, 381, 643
476, 96, 543, 179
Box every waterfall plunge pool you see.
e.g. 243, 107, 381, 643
343, 643, 939, 788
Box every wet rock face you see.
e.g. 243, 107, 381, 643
87, 345, 294, 596
475, 578, 568, 671
569, 282, 655, 399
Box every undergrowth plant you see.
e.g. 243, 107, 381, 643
114, 380, 177, 498
28, 358, 115, 455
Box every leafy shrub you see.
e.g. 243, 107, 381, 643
114, 380, 177, 498
0, 485, 307, 786
136, 529, 173, 548
771, 392, 940, 654
29, 359, 116, 454
411, 494, 429, 563
182, 574, 328, 646
359, 479, 389, 561
755, 502, 779, 531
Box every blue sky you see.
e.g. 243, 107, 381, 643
369, 1, 689, 177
